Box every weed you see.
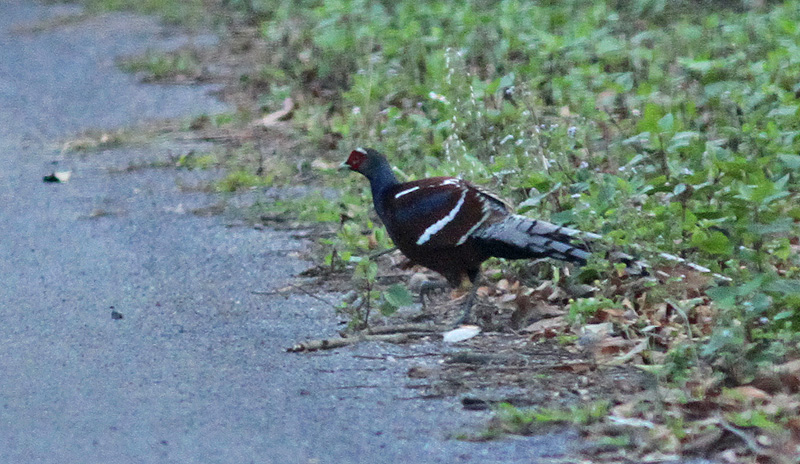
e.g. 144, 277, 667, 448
489, 401, 610, 435
118, 49, 201, 81
80, 0, 206, 26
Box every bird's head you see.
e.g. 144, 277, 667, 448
340, 147, 385, 177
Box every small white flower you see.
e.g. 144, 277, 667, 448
352, 107, 361, 115
499, 134, 514, 145
579, 161, 589, 169
568, 126, 577, 137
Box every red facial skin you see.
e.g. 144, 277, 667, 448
345, 148, 367, 172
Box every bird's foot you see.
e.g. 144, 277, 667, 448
417, 279, 449, 310
450, 288, 479, 328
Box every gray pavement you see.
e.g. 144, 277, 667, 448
0, 2, 579, 463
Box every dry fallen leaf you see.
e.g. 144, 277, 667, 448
730, 385, 770, 401
442, 325, 481, 343
522, 315, 567, 338
532, 301, 566, 317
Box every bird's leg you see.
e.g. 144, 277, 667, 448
452, 275, 481, 327
418, 279, 450, 310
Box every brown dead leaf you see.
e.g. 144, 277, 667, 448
594, 336, 636, 356
730, 385, 771, 401
522, 315, 567, 339
787, 417, 800, 441
532, 301, 566, 318
680, 400, 719, 420
593, 307, 626, 323
498, 293, 518, 304
367, 234, 378, 249
509, 290, 531, 329
681, 426, 724, 455
748, 375, 789, 395
780, 370, 800, 394
547, 286, 568, 302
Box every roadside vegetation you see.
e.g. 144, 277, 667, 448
68, 0, 800, 461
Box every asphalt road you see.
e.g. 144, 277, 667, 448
0, 2, 581, 463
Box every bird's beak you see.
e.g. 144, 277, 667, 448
338, 162, 351, 171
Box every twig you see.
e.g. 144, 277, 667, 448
287, 333, 411, 352
353, 353, 440, 360
718, 416, 765, 456
367, 323, 446, 334
368, 247, 398, 259
253, 283, 338, 309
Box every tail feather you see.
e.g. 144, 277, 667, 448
473, 214, 593, 264
472, 214, 730, 282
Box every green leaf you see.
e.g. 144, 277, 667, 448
499, 72, 516, 89
765, 279, 800, 296
748, 218, 794, 235
379, 300, 398, 317
383, 284, 414, 307
657, 113, 674, 133
486, 77, 502, 96
766, 105, 799, 118
637, 103, 663, 133
550, 210, 575, 224
707, 286, 737, 310
777, 154, 800, 169
691, 230, 732, 256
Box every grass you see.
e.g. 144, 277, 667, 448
118, 49, 202, 81
77, 0, 207, 26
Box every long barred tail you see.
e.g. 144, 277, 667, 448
473, 214, 732, 282
473, 214, 597, 264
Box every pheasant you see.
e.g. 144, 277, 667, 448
342, 147, 609, 324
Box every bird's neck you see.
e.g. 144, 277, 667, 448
367, 161, 399, 221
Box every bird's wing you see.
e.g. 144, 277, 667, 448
384, 177, 503, 248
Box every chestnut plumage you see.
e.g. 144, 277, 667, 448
343, 147, 597, 322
